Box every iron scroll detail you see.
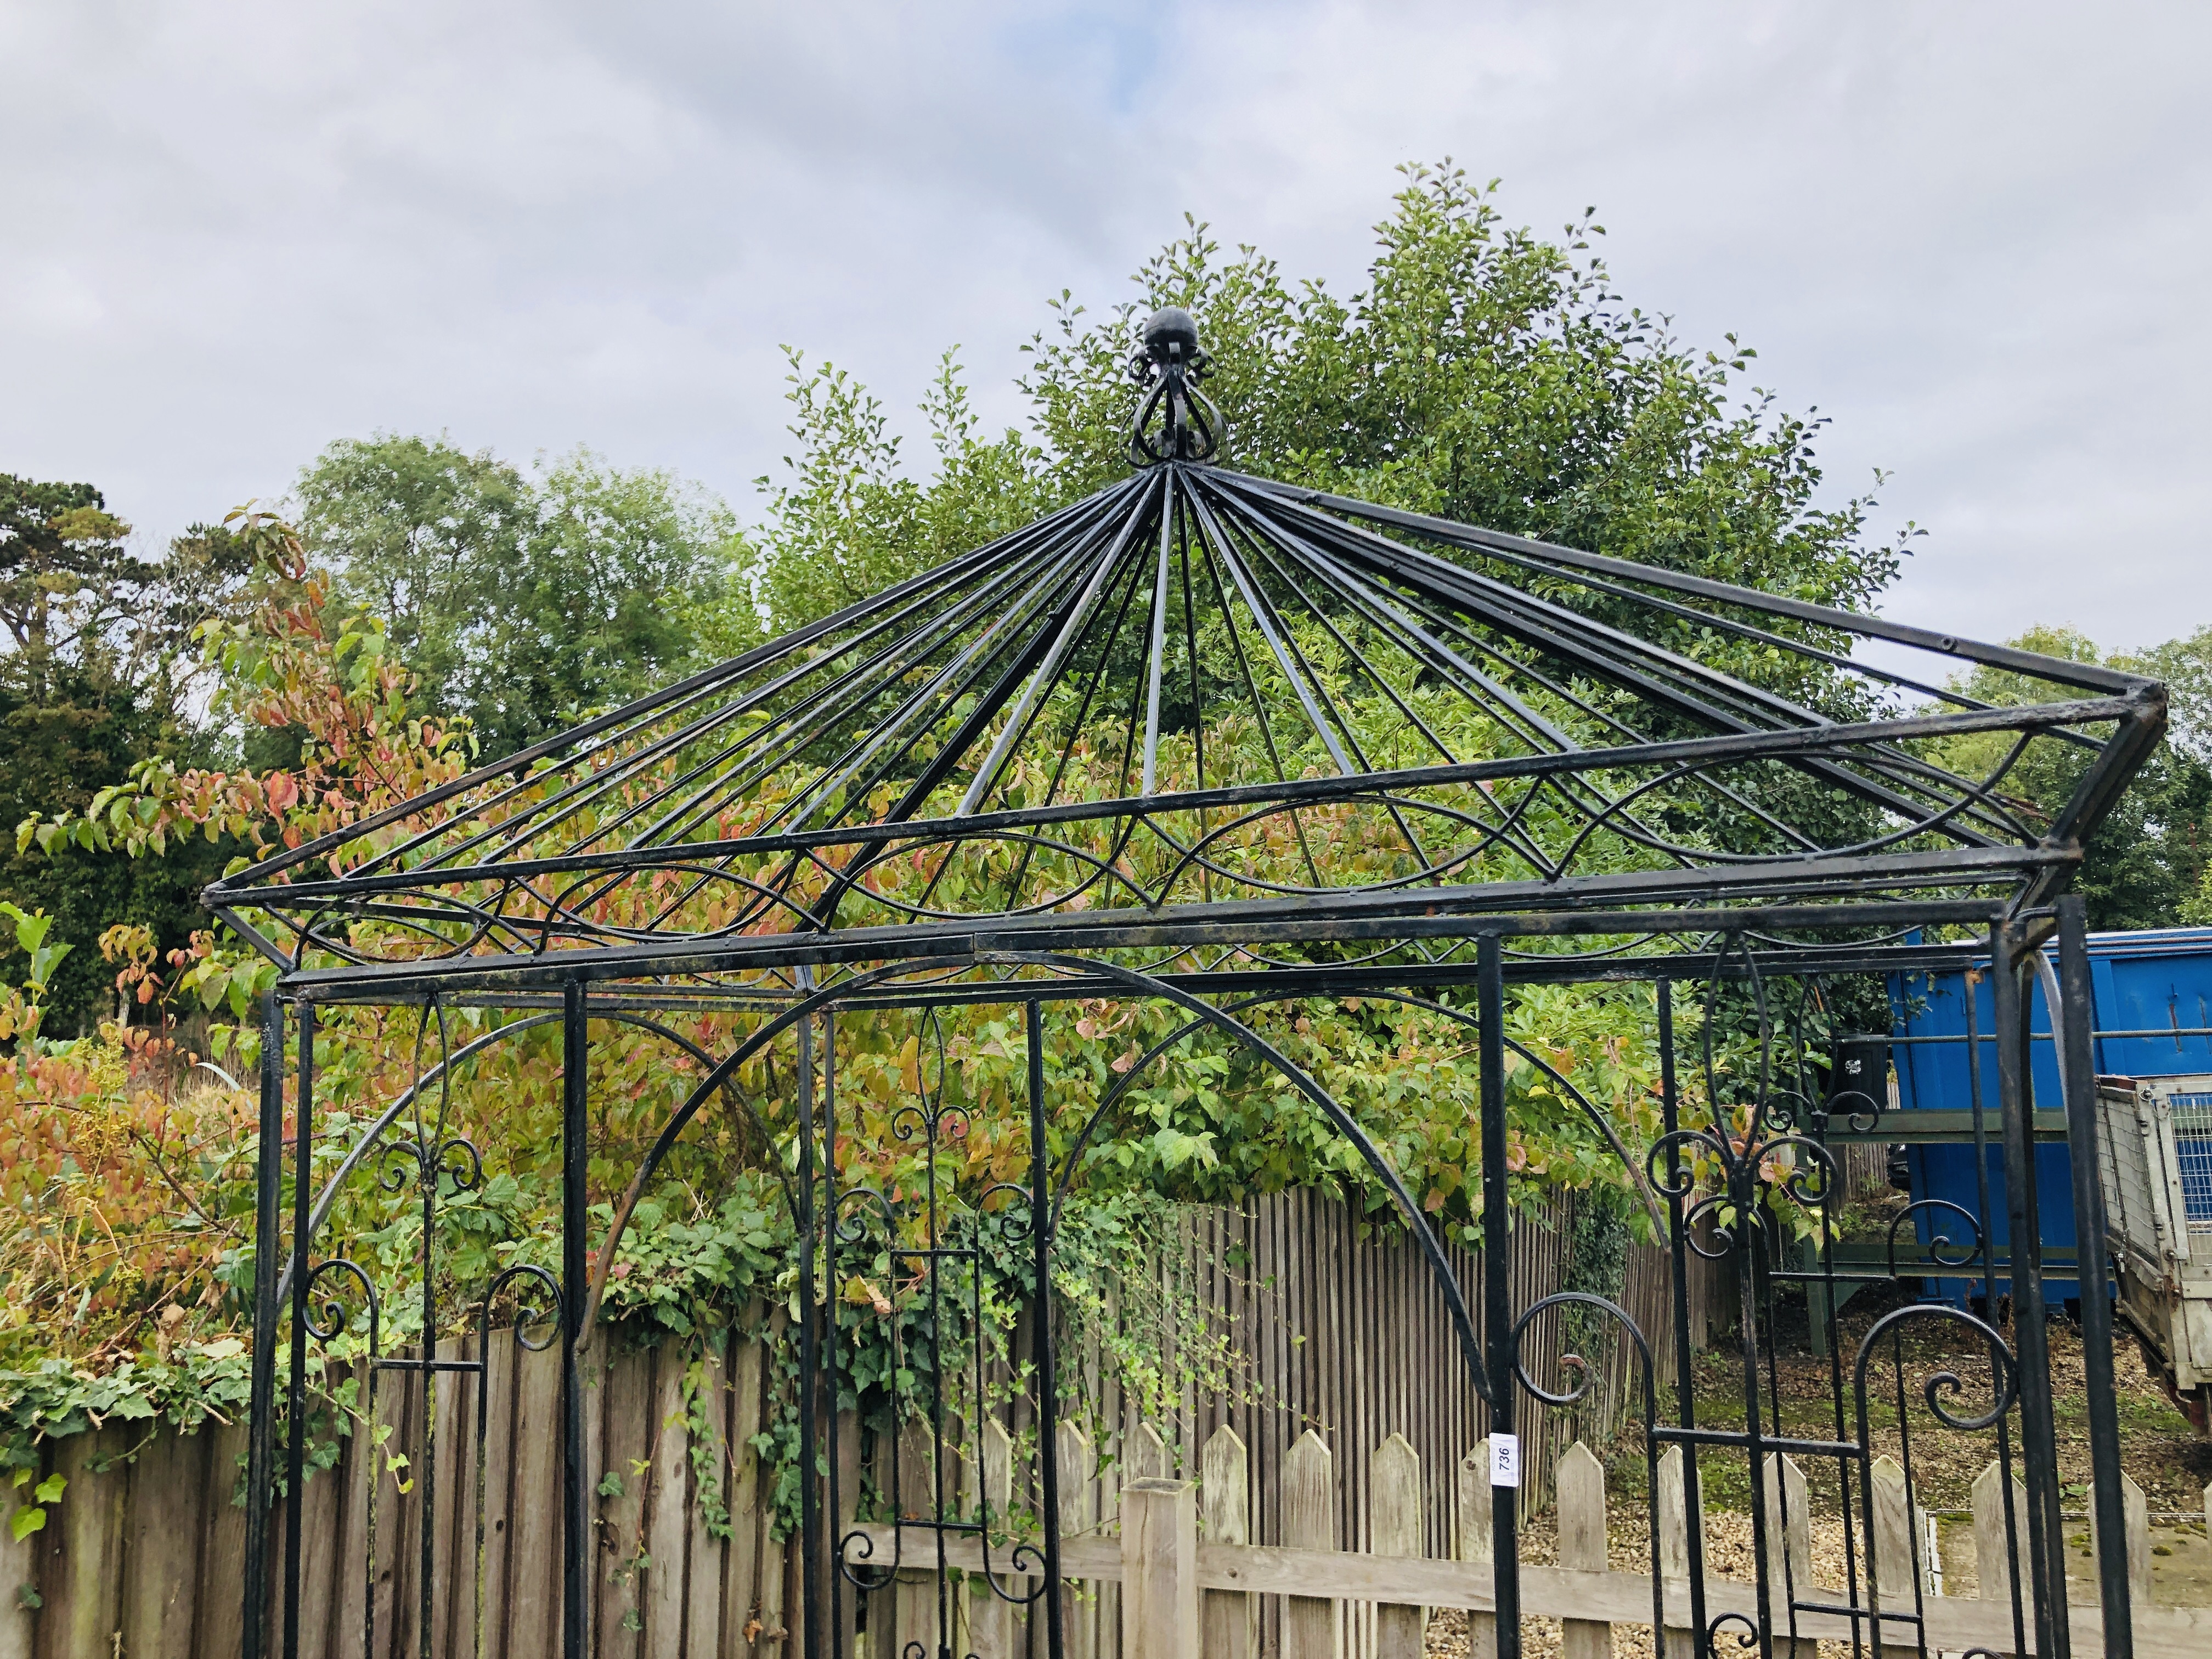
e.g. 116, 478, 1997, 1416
1127, 305, 1226, 463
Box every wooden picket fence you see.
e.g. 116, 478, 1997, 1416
861, 1429, 2211, 1659
0, 1187, 1722, 1659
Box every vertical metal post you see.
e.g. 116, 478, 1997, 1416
561, 980, 589, 1659
283, 1002, 316, 1659
1730, 1156, 1775, 1659
1477, 935, 1520, 1657
1994, 924, 2066, 1659
1965, 969, 2030, 1659
1029, 998, 1066, 1659
2059, 895, 2134, 1658
1656, 981, 1709, 1645
242, 990, 286, 1659
796, 1010, 824, 1659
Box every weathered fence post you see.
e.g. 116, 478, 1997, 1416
1282, 1431, 1338, 1659
681, 1348, 726, 1659
1655, 1445, 1699, 1659
1200, 1425, 1255, 1659
1372, 1432, 1425, 1659
1869, 1453, 1920, 1624
1128, 1421, 1170, 1482
1558, 1441, 1611, 1659
1459, 1439, 1496, 1659
893, 1419, 934, 1658
2089, 1470, 2151, 1606
1094, 1423, 1123, 1657
1971, 1457, 2033, 1640
42, 1425, 126, 1659
1057, 1422, 1097, 1659
121, 1418, 202, 1659
723, 1333, 767, 1659
1760, 1452, 1814, 1659
0, 1468, 30, 1659
970, 1419, 1014, 1659
647, 1352, 693, 1659
1122, 1477, 1197, 1659
832, 1406, 860, 1657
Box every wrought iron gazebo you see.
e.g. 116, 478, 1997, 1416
218, 308, 2160, 1659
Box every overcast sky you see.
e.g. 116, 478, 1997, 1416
4, 1, 2206, 654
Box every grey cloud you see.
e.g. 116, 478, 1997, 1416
2, 0, 2204, 652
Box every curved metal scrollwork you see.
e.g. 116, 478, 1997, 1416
1127, 305, 1225, 464
822, 1005, 1055, 1642
477, 1262, 563, 1353
302, 1256, 379, 1347
1892, 1198, 1983, 1275
1853, 1302, 2018, 1440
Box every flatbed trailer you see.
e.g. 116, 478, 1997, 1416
2096, 1073, 2212, 1434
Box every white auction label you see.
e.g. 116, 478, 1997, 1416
1489, 1433, 1521, 1488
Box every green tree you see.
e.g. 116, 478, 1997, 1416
736, 348, 1053, 640
729, 165, 1918, 906
1940, 624, 2212, 930
1, 476, 143, 702
743, 166, 1914, 654
2131, 624, 2212, 924
0, 484, 252, 1032
294, 433, 529, 722
300, 435, 744, 759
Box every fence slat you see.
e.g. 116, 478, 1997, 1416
37, 1425, 125, 1659
1280, 1431, 1336, 1659
751, 1513, 785, 1656
972, 1419, 1013, 1659
387, 1359, 426, 1659
440, 1340, 480, 1659
1655, 1444, 1697, 1659
721, 1336, 765, 1656
682, 1346, 726, 1659
504, 1341, 566, 1659
831, 1407, 859, 1658
644, 1348, 692, 1659
1372, 1432, 1424, 1659
2089, 1471, 2152, 1607
1869, 1454, 1919, 1615
1459, 1441, 1496, 1659
1199, 1426, 1252, 1659
426, 1336, 468, 1659
1056, 1423, 1097, 1659
1559, 1442, 1610, 1659
476, 1333, 520, 1659
1121, 1480, 1197, 1659
1760, 1454, 1812, 1659
0, 1445, 35, 1659
891, 1419, 933, 1659
119, 1415, 202, 1659
1128, 1423, 1167, 1483
598, 1344, 652, 1657
1971, 1457, 2031, 1627
329, 1398, 378, 1659
301, 1398, 348, 1659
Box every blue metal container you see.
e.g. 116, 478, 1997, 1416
1888, 926, 2212, 1305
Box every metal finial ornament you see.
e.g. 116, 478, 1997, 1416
1126, 305, 1226, 464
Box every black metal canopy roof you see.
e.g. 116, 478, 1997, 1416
209, 310, 2165, 1003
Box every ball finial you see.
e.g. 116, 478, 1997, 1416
1141, 306, 1202, 365
1127, 306, 1223, 464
